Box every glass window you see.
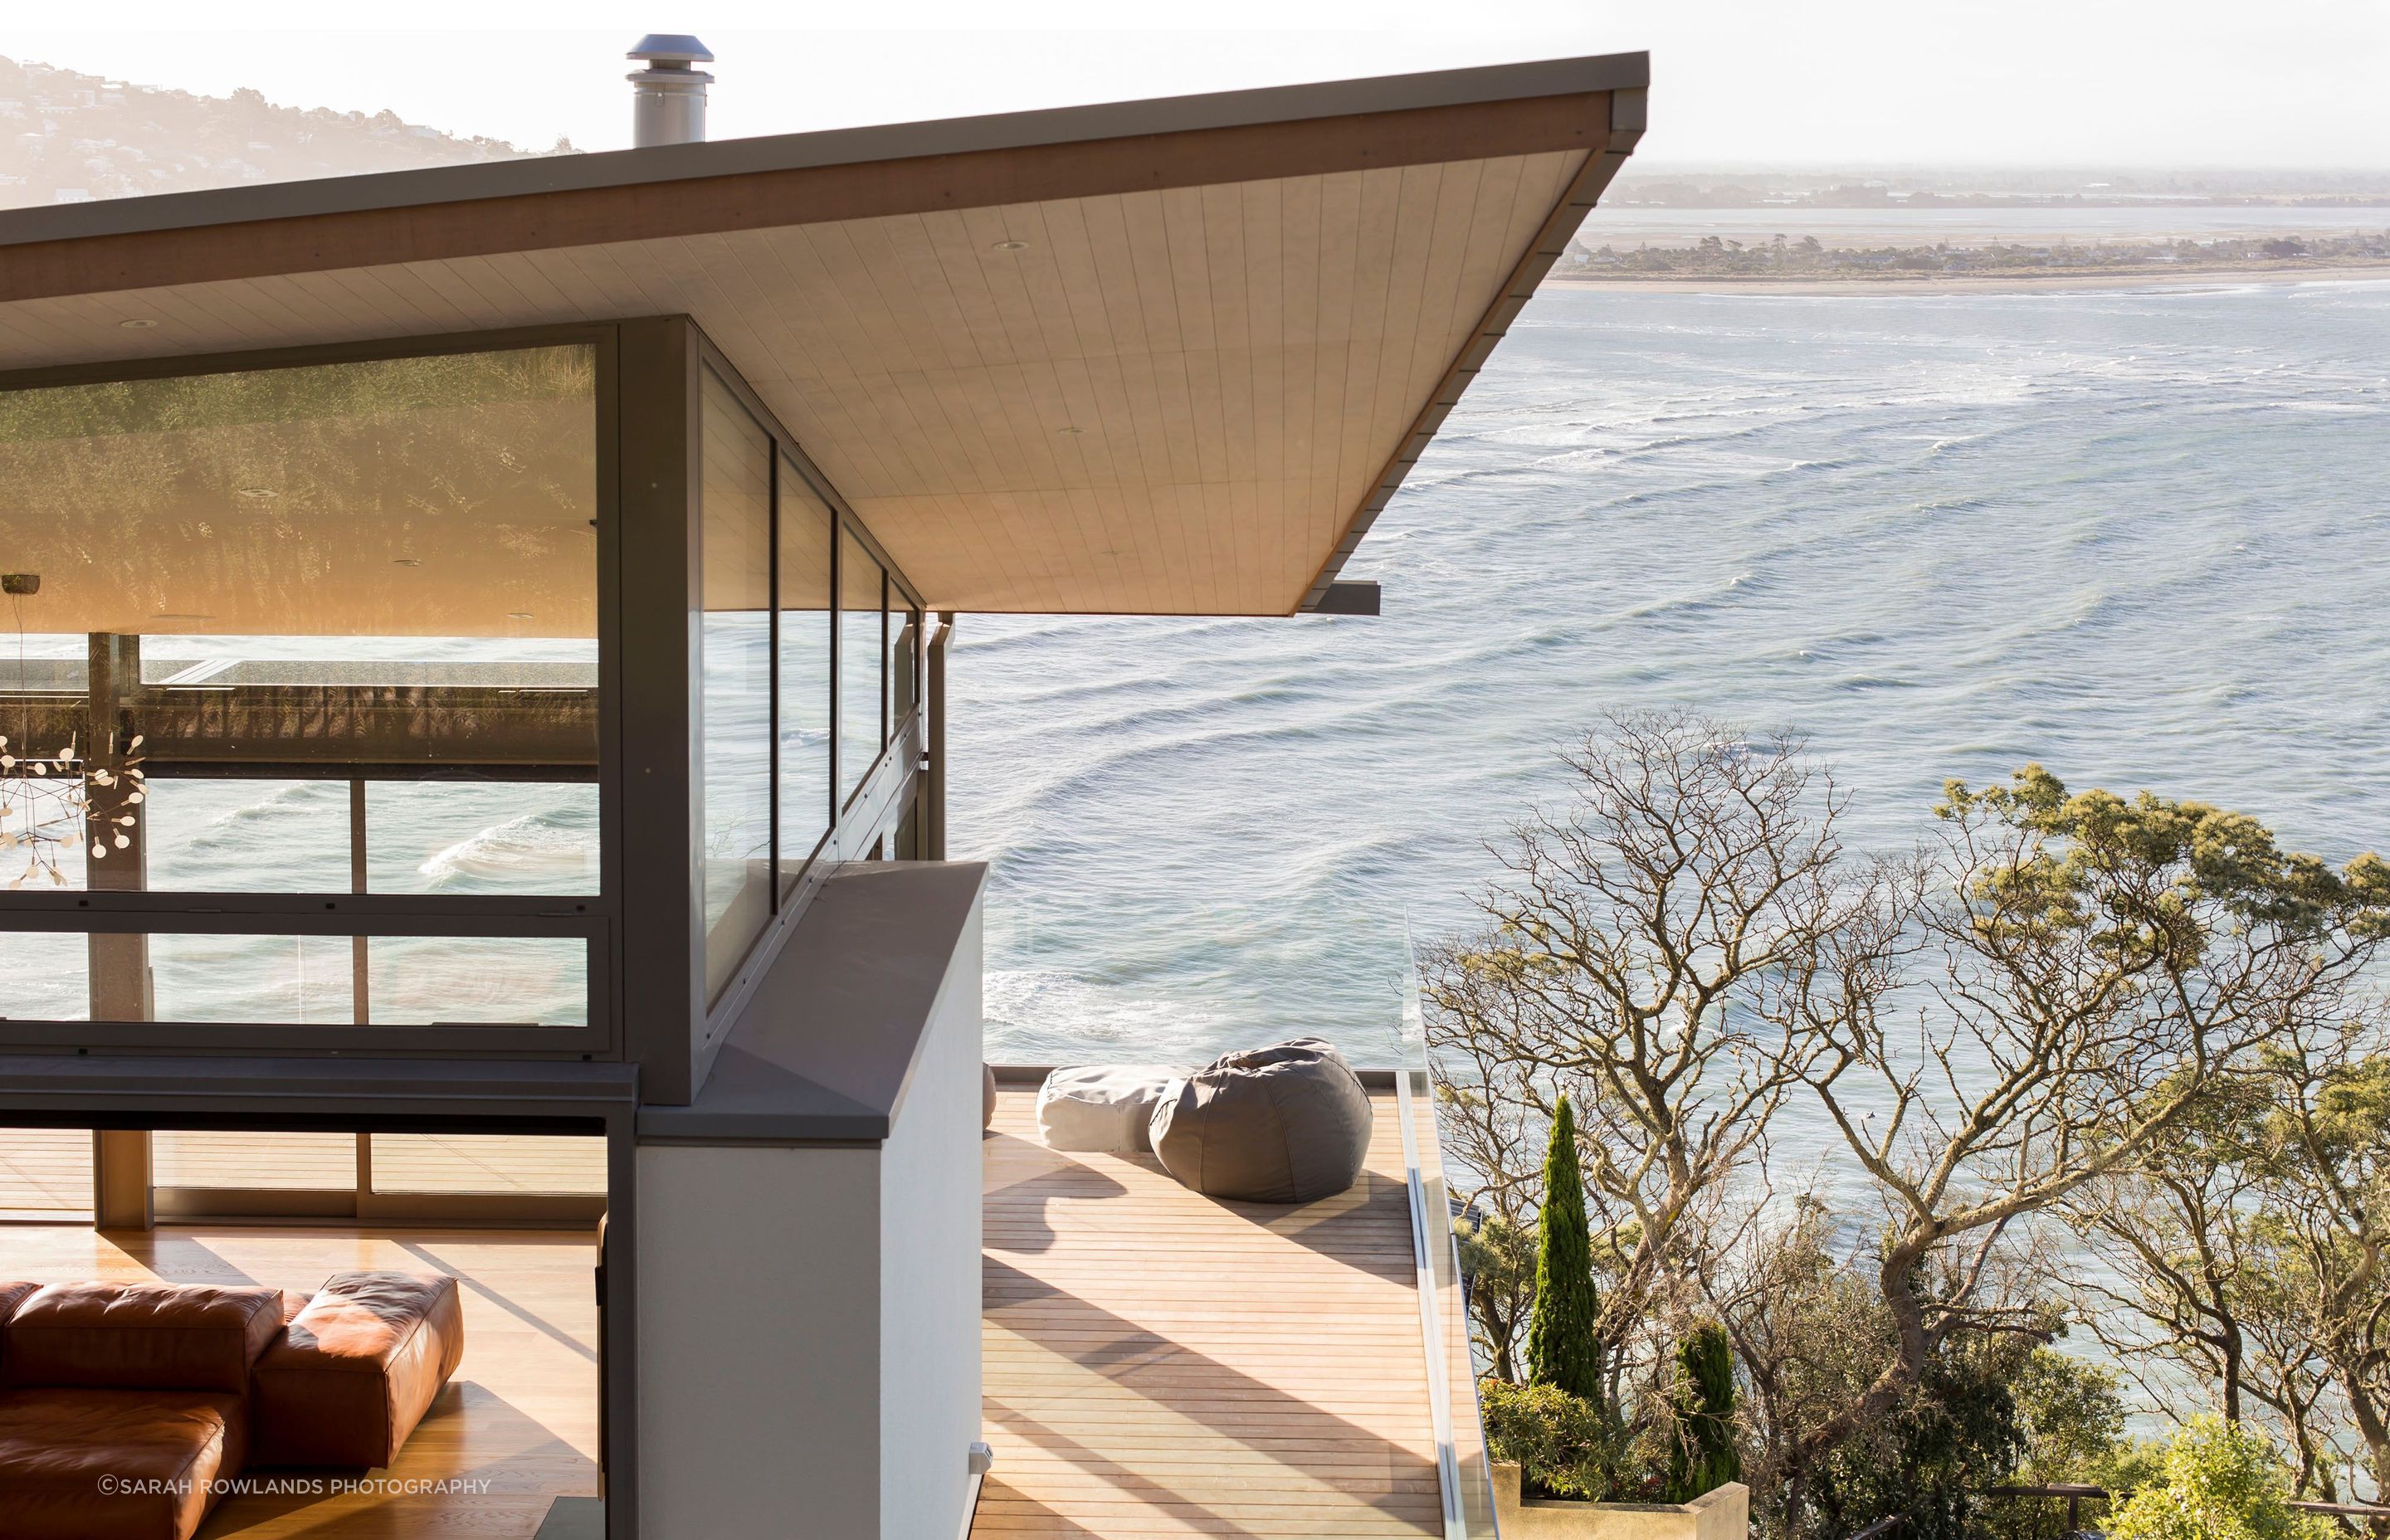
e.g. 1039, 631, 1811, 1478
0, 344, 601, 916
154, 1132, 355, 1192
0, 929, 588, 1025
892, 607, 922, 726
778, 458, 834, 893
838, 527, 885, 807
143, 779, 350, 891
368, 781, 598, 895
697, 370, 773, 1002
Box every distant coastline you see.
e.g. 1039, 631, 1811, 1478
1544, 261, 2390, 295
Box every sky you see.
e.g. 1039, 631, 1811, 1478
11, 1, 2389, 169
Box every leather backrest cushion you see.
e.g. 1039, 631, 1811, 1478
3, 1281, 289, 1392
0, 1283, 39, 1380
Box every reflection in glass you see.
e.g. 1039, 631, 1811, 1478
698, 371, 774, 1001
368, 782, 598, 895
0, 930, 586, 1025
369, 1134, 607, 1195
144, 780, 350, 891
154, 1132, 356, 1191
838, 528, 885, 807
779, 457, 834, 892
0, 344, 603, 1020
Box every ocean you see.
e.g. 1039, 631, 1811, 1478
959, 276, 2390, 1083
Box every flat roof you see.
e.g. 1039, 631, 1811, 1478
0, 54, 1648, 615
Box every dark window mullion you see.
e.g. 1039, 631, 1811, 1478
766, 450, 781, 909
827, 514, 841, 834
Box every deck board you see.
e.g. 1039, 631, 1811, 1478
977, 1086, 1440, 1538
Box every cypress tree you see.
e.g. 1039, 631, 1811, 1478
1524, 1094, 1602, 1403
1666, 1320, 1743, 1501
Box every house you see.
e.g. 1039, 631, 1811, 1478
0, 40, 1646, 1540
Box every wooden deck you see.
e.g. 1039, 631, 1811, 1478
977, 1086, 1441, 1538
2, 1222, 599, 1538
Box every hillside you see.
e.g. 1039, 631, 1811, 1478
0, 53, 569, 211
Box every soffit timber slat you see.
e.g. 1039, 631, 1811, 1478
0, 59, 1645, 616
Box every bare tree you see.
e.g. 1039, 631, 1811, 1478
1427, 709, 1899, 1399
1787, 767, 2390, 1531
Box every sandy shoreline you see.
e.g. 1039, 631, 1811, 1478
1541, 263, 2390, 296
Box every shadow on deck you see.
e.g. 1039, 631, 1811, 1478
977, 1087, 1440, 1538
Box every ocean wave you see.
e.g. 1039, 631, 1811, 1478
419, 811, 598, 887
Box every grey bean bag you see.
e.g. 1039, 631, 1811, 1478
1148, 1038, 1372, 1203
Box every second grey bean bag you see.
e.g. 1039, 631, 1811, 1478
1148, 1038, 1372, 1203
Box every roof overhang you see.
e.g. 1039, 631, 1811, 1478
0, 53, 1647, 616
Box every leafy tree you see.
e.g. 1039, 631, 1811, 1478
1802, 1326, 2034, 1540
1527, 1094, 1604, 1404
1667, 1320, 1744, 1500
2071, 1024, 2390, 1501
1455, 1210, 1536, 1382
2009, 1348, 2129, 1485
2105, 1417, 2334, 1540
1788, 768, 2390, 1533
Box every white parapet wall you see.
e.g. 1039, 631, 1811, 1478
632, 863, 988, 1540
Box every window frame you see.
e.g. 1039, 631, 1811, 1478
683, 329, 929, 1057
0, 323, 621, 1058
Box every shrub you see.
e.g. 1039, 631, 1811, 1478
2112, 1416, 2332, 1540
2104, 1418, 2333, 1540
1480, 1377, 1627, 1501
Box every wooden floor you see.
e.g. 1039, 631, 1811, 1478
0, 1222, 600, 1538
976, 1087, 1441, 1538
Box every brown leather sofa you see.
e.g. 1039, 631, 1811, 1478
0, 1271, 463, 1540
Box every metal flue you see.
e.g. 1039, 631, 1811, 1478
627, 34, 715, 147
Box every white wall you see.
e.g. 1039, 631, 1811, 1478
634, 876, 987, 1539
877, 899, 985, 1540
637, 1141, 883, 1538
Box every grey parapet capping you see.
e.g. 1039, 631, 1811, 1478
1307, 581, 1382, 616
634, 860, 993, 1146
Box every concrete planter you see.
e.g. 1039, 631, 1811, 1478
1491, 1462, 1749, 1540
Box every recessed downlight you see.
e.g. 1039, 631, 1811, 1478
393, 558, 423, 568
118, 319, 157, 330
507, 612, 535, 621
991, 240, 1029, 252
1056, 426, 1086, 436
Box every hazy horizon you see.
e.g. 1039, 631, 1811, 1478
10, 0, 2388, 173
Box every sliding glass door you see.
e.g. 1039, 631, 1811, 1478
149, 1129, 605, 1225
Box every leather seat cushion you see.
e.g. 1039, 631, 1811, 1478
0, 1386, 246, 1540
251, 1271, 464, 1469
3, 1282, 288, 1393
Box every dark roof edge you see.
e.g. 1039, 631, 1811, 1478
0, 51, 1648, 252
